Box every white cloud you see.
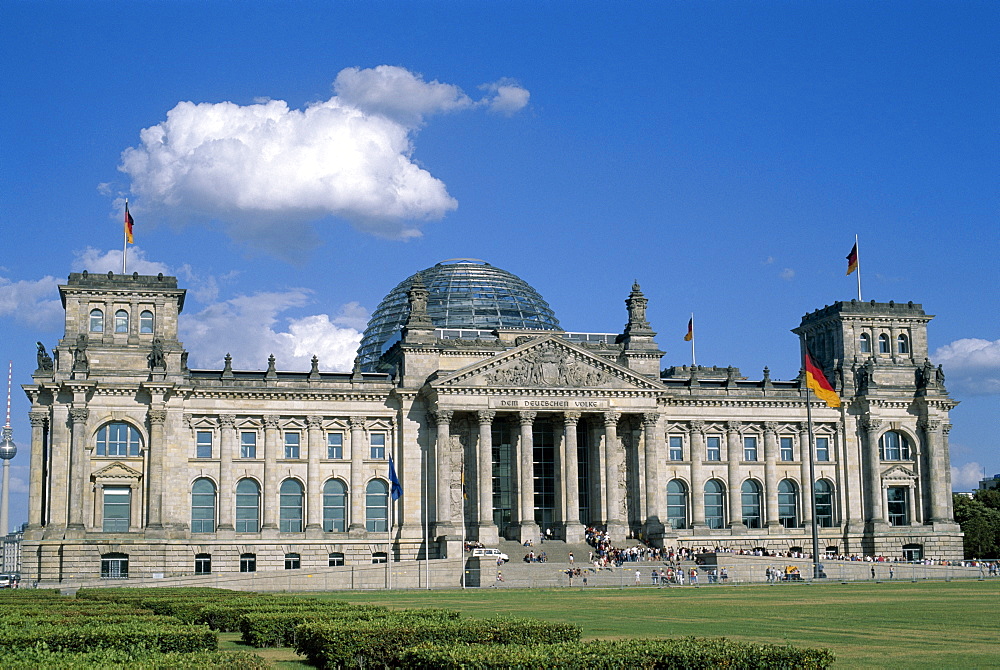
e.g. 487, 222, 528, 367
932, 338, 1000, 396
480, 78, 531, 116
179, 289, 362, 372
952, 461, 987, 491
118, 66, 529, 254
71, 246, 171, 276
780, 268, 795, 281
0, 275, 62, 329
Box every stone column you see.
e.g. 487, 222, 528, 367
603, 412, 626, 540
798, 423, 812, 528
430, 410, 455, 537
517, 411, 539, 542
217, 414, 236, 532
129, 482, 141, 532
44, 404, 70, 534
941, 423, 955, 519
143, 408, 166, 532
476, 410, 499, 545
348, 416, 366, 533
726, 421, 744, 529
92, 482, 103, 529
306, 415, 324, 535
862, 417, 884, 524
921, 419, 949, 523
262, 415, 280, 532
563, 412, 584, 542
66, 407, 89, 533
27, 411, 48, 530
689, 421, 706, 528
763, 422, 780, 528
642, 412, 665, 542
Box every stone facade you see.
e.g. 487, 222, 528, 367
21, 271, 962, 584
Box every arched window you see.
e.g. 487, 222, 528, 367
778, 479, 798, 528
139, 310, 154, 334
879, 431, 911, 460
704, 479, 726, 529
240, 553, 256, 572
366, 479, 389, 532
100, 552, 129, 579
741, 480, 762, 529
323, 479, 347, 532
235, 478, 260, 533
279, 479, 304, 532
666, 479, 688, 529
859, 333, 871, 353
878, 333, 890, 354
115, 309, 129, 333
96, 422, 141, 457
897, 334, 909, 354
194, 553, 212, 575
815, 479, 834, 527
191, 478, 216, 533
90, 308, 104, 332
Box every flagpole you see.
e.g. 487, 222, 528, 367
690, 313, 697, 367
802, 335, 821, 580
855, 234, 862, 301
122, 199, 129, 275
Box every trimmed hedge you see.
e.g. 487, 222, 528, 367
0, 647, 267, 669
397, 638, 835, 669
199, 599, 370, 632
295, 616, 582, 669
241, 607, 462, 648
0, 622, 217, 654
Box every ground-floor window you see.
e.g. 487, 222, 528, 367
372, 552, 387, 564
329, 552, 345, 567
240, 553, 256, 572
284, 553, 301, 570
902, 543, 923, 562
101, 552, 129, 579
194, 553, 212, 575
887, 486, 909, 526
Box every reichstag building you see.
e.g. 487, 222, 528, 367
21, 259, 963, 582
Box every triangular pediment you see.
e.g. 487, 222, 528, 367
92, 461, 143, 480
882, 464, 917, 480
432, 335, 663, 391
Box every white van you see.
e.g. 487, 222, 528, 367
472, 548, 509, 563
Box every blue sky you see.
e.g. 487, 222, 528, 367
1, 1, 997, 530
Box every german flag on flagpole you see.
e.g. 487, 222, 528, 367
124, 201, 135, 244
804, 348, 840, 408
845, 242, 858, 275
683, 317, 693, 341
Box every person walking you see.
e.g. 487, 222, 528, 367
569, 552, 575, 565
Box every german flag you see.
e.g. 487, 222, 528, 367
846, 242, 858, 275
804, 348, 840, 408
683, 317, 693, 342
124, 202, 135, 244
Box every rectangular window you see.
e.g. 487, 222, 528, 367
327, 432, 344, 459
706, 436, 721, 461
887, 487, 909, 526
240, 432, 257, 459
669, 436, 683, 461
240, 553, 256, 573
102, 487, 131, 532
780, 437, 794, 461
196, 431, 213, 459
284, 432, 300, 459
370, 433, 386, 459
743, 436, 758, 462
816, 437, 830, 462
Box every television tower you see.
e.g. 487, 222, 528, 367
0, 361, 16, 536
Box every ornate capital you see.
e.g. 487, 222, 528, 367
147, 409, 167, 425
942, 423, 953, 436
642, 412, 660, 427
28, 411, 48, 427
429, 410, 454, 426
348, 416, 367, 430
726, 420, 743, 434
519, 411, 537, 425
690, 419, 706, 435
263, 414, 281, 429
477, 410, 496, 425
218, 414, 237, 428
763, 421, 778, 435
563, 411, 582, 425
861, 416, 882, 432
603, 411, 621, 427
69, 407, 89, 424
306, 415, 324, 429
799, 422, 811, 434
918, 418, 940, 432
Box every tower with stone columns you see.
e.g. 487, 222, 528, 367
0, 361, 16, 536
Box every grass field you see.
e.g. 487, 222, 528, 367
233, 580, 997, 669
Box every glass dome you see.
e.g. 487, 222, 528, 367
358, 259, 561, 370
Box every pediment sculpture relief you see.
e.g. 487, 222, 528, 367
483, 346, 612, 387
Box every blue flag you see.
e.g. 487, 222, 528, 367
388, 453, 403, 501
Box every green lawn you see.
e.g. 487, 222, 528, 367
274, 580, 999, 669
